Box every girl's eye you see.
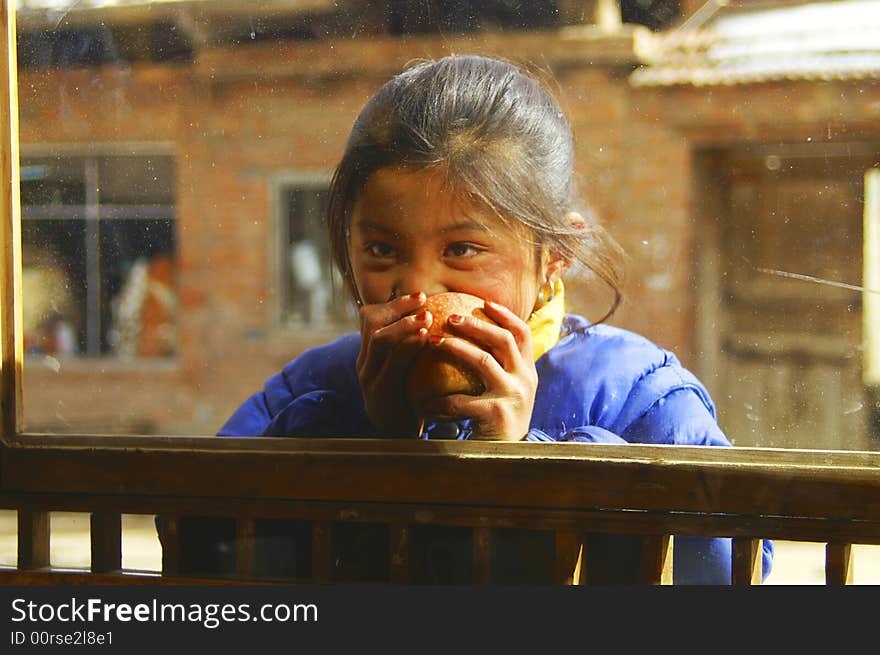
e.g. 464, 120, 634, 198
365, 242, 395, 259
444, 242, 481, 258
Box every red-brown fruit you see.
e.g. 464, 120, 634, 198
406, 292, 496, 407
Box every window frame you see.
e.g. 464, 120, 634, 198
268, 169, 351, 334
2, 1, 880, 533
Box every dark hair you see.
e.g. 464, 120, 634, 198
327, 54, 624, 322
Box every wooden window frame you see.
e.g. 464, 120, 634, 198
2, 2, 880, 584
268, 169, 347, 334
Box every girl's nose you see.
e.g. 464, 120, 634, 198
393, 262, 446, 299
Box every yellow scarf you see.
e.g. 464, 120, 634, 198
526, 278, 565, 362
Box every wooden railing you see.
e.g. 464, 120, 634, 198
1, 437, 879, 585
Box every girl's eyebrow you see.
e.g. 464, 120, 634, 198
440, 220, 490, 234
352, 220, 395, 235
353, 220, 490, 234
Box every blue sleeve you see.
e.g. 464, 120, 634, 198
217, 334, 366, 438
620, 387, 730, 446
218, 389, 274, 436
217, 368, 293, 436
524, 426, 627, 443
260, 389, 373, 438
526, 387, 728, 447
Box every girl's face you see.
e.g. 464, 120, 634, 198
350, 166, 560, 320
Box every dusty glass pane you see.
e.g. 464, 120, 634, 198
13, 1, 880, 452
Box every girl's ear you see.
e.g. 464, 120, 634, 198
544, 251, 569, 284
543, 211, 586, 283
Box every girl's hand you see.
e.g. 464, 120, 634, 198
417, 300, 538, 441
357, 292, 432, 438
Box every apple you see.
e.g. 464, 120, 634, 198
406, 291, 496, 408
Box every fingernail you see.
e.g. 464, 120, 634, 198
429, 334, 445, 346
448, 314, 463, 324
415, 310, 428, 321
409, 292, 425, 302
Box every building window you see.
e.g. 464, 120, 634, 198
279, 182, 355, 329
20, 154, 176, 359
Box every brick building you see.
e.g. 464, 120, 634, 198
15, 0, 880, 450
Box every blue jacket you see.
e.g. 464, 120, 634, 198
219, 314, 774, 583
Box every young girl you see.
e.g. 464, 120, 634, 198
217, 54, 773, 583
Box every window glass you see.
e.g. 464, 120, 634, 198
11, 0, 880, 451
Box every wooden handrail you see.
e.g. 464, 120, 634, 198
0, 440, 880, 585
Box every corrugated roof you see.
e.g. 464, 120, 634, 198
630, 0, 880, 86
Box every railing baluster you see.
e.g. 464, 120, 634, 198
825, 542, 854, 585
90, 512, 121, 573
311, 521, 333, 582
389, 524, 410, 583
235, 517, 256, 579
156, 516, 180, 576
640, 535, 673, 585
578, 534, 598, 585
731, 537, 762, 585
472, 526, 492, 583
17, 510, 50, 570
555, 531, 582, 585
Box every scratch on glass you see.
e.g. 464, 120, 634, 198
844, 403, 864, 416
47, 0, 82, 30
753, 266, 880, 295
